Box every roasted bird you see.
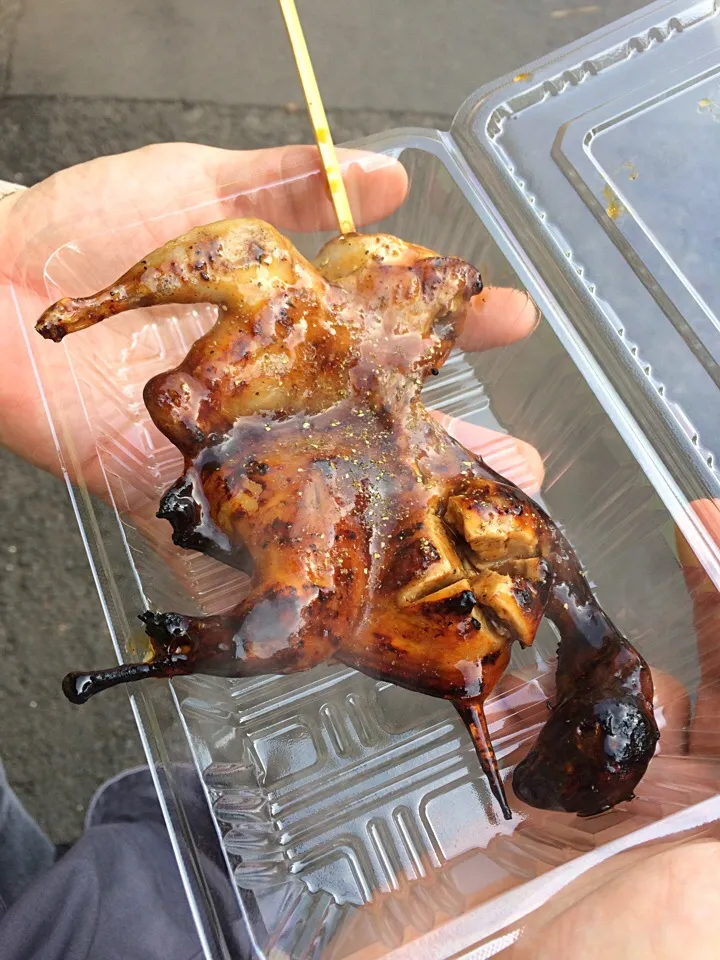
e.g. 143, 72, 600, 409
36, 220, 659, 819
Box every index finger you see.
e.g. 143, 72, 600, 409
5, 144, 409, 291
460, 286, 540, 353
218, 145, 410, 233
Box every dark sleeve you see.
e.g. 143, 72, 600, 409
0, 821, 207, 960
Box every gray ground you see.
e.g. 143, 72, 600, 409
0, 0, 644, 841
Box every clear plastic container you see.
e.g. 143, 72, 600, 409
15, 0, 720, 957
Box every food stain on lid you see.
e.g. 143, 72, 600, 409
602, 184, 626, 222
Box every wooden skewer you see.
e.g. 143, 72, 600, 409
278, 0, 356, 235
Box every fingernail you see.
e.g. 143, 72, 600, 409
350, 151, 400, 172
528, 296, 541, 334
675, 528, 702, 570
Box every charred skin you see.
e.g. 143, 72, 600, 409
514, 571, 658, 816
37, 219, 658, 819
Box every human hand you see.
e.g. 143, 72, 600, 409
8, 144, 717, 954
501, 499, 720, 960
0, 141, 539, 487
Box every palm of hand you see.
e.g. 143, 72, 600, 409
507, 501, 720, 960
0, 143, 410, 478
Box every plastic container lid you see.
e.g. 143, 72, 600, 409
452, 0, 720, 553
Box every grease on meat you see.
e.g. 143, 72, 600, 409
36, 219, 659, 819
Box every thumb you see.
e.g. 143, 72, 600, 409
674, 500, 720, 755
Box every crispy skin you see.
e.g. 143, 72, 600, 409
36, 220, 658, 819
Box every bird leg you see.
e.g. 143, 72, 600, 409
456, 702, 512, 820
442, 477, 659, 817
63, 653, 194, 704
63, 581, 338, 704
512, 544, 659, 816
34, 219, 309, 342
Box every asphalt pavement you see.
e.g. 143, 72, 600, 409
0, 0, 644, 841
